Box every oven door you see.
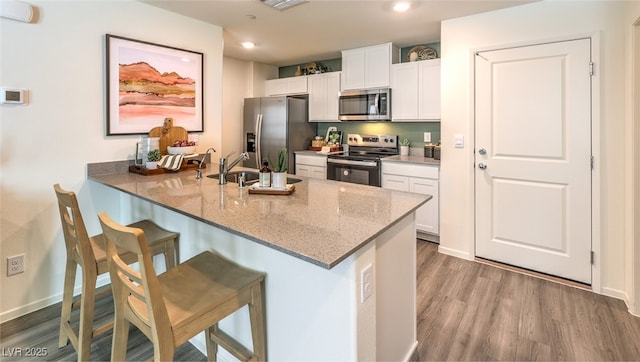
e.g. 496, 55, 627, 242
327, 158, 381, 187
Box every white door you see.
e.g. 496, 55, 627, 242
475, 38, 592, 284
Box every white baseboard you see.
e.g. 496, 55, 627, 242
437, 245, 473, 260
0, 275, 111, 324
601, 287, 640, 317
403, 340, 419, 362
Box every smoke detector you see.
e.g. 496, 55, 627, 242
261, 0, 308, 11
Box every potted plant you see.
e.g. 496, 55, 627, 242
400, 138, 411, 156
270, 148, 288, 189
146, 149, 161, 169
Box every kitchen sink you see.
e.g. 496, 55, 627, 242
207, 171, 303, 184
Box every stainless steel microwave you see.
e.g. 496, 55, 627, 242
338, 88, 391, 121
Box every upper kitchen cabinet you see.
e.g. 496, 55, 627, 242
308, 72, 341, 122
266, 76, 308, 96
341, 43, 398, 90
391, 58, 441, 121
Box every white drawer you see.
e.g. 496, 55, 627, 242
296, 154, 327, 167
382, 162, 439, 179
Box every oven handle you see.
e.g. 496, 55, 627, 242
327, 158, 378, 167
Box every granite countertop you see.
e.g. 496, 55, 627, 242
383, 155, 441, 166
88, 162, 429, 269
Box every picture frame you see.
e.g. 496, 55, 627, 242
106, 34, 204, 135
326, 130, 342, 145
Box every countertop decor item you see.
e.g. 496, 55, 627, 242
248, 183, 296, 195
146, 149, 161, 169
271, 148, 288, 173
400, 138, 411, 156
271, 148, 288, 189
149, 118, 190, 155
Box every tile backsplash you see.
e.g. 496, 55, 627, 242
316, 122, 441, 147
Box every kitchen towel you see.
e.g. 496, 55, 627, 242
158, 154, 185, 171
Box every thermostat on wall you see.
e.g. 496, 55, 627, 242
1, 88, 28, 105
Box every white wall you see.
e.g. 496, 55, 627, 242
440, 0, 631, 299
221, 57, 277, 159
0, 0, 224, 321
222, 57, 253, 157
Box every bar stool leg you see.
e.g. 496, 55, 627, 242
77, 271, 97, 361
206, 324, 219, 362
165, 236, 178, 269
248, 281, 267, 361
110, 305, 130, 362
58, 258, 77, 348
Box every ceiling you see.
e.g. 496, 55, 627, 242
141, 0, 536, 67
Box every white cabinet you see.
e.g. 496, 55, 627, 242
308, 72, 341, 122
390, 59, 441, 121
382, 162, 439, 237
266, 76, 308, 96
295, 153, 327, 179
341, 43, 398, 90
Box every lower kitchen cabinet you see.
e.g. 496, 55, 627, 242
382, 162, 439, 239
295, 153, 327, 179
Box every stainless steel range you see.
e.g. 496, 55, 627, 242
327, 133, 399, 187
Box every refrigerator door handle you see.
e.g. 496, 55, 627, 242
255, 113, 263, 169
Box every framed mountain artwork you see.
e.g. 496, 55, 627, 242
106, 34, 204, 135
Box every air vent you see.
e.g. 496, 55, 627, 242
261, 0, 308, 11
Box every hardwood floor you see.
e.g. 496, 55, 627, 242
2, 240, 640, 361
416, 240, 640, 361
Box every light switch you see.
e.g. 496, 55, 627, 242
454, 134, 464, 148
423, 132, 431, 143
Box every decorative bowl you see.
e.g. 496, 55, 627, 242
167, 146, 196, 155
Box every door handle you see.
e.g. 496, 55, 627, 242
478, 163, 487, 169
255, 114, 263, 169
478, 148, 487, 155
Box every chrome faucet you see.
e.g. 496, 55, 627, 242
218, 151, 250, 185
196, 147, 217, 180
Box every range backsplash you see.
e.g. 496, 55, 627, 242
316, 122, 441, 146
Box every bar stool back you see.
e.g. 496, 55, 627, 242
98, 211, 267, 361
54, 184, 179, 361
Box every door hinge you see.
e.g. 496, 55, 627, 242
591, 155, 594, 170
591, 251, 595, 265
589, 62, 594, 76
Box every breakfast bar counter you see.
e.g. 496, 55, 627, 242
87, 160, 430, 361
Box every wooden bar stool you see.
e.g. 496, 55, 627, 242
54, 184, 180, 361
98, 211, 267, 362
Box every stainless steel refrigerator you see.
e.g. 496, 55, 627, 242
243, 96, 315, 172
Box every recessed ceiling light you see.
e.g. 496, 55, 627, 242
241, 42, 255, 49
261, 0, 308, 11
393, 2, 411, 12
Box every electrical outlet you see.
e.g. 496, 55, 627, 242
360, 263, 373, 303
7, 254, 24, 276
423, 132, 431, 143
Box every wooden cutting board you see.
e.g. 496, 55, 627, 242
149, 118, 188, 155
